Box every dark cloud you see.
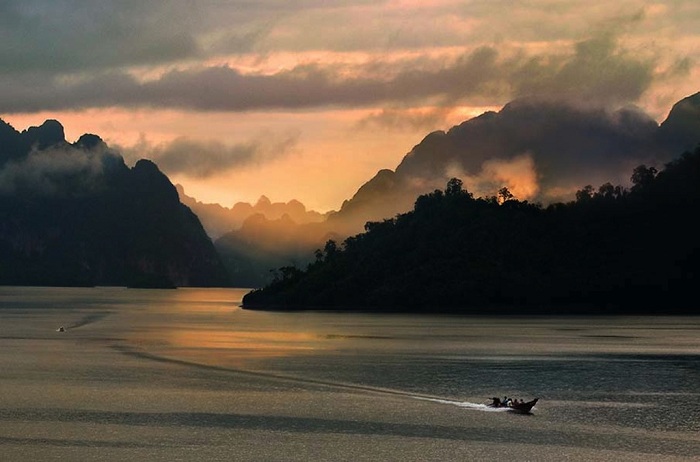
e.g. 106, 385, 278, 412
0, 1, 202, 75
513, 35, 654, 105
0, 36, 658, 114
357, 35, 657, 131
0, 0, 382, 78
122, 132, 300, 178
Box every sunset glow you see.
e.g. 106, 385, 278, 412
1, 1, 698, 212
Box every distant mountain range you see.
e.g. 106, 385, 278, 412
0, 119, 230, 288
177, 185, 336, 288
176, 185, 327, 240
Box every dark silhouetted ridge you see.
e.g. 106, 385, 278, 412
242, 147, 700, 315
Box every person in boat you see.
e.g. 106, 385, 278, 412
489, 397, 502, 407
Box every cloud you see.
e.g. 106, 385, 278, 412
0, 1, 202, 75
474, 154, 541, 201
0, 0, 383, 78
1, 0, 695, 122
0, 144, 120, 196
0, 35, 660, 114
1, 1, 697, 80
122, 131, 300, 178
356, 107, 457, 132
512, 34, 654, 105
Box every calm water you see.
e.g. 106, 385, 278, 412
1, 286, 699, 461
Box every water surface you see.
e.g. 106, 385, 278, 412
1, 287, 698, 461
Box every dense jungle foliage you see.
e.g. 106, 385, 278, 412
243, 146, 700, 314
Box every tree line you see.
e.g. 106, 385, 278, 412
243, 146, 700, 315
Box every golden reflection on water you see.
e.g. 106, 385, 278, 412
6, 286, 700, 386
164, 330, 319, 353
141, 329, 323, 369
119, 288, 331, 368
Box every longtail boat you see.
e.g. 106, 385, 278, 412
488, 397, 539, 414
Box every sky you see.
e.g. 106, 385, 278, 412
1, 0, 699, 212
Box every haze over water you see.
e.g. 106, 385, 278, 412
1, 286, 699, 461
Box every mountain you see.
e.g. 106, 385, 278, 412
177, 185, 332, 288
176, 185, 326, 240
242, 147, 700, 314
656, 91, 700, 154
214, 213, 340, 288
10, 93, 694, 291
328, 95, 700, 235
0, 119, 231, 288
218, 93, 700, 288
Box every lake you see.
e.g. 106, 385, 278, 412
0, 286, 698, 461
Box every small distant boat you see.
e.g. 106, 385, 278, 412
56, 326, 66, 332
488, 397, 538, 414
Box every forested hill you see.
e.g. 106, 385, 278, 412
242, 147, 700, 314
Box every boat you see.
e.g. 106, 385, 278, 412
488, 397, 538, 414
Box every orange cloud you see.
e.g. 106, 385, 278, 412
480, 154, 541, 201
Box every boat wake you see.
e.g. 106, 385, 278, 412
111, 344, 520, 413
412, 397, 511, 412
67, 312, 111, 329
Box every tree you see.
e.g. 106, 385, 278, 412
445, 178, 464, 196
631, 165, 658, 191
576, 185, 594, 202
498, 187, 514, 204
270, 265, 302, 284
323, 239, 338, 258
595, 183, 625, 199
